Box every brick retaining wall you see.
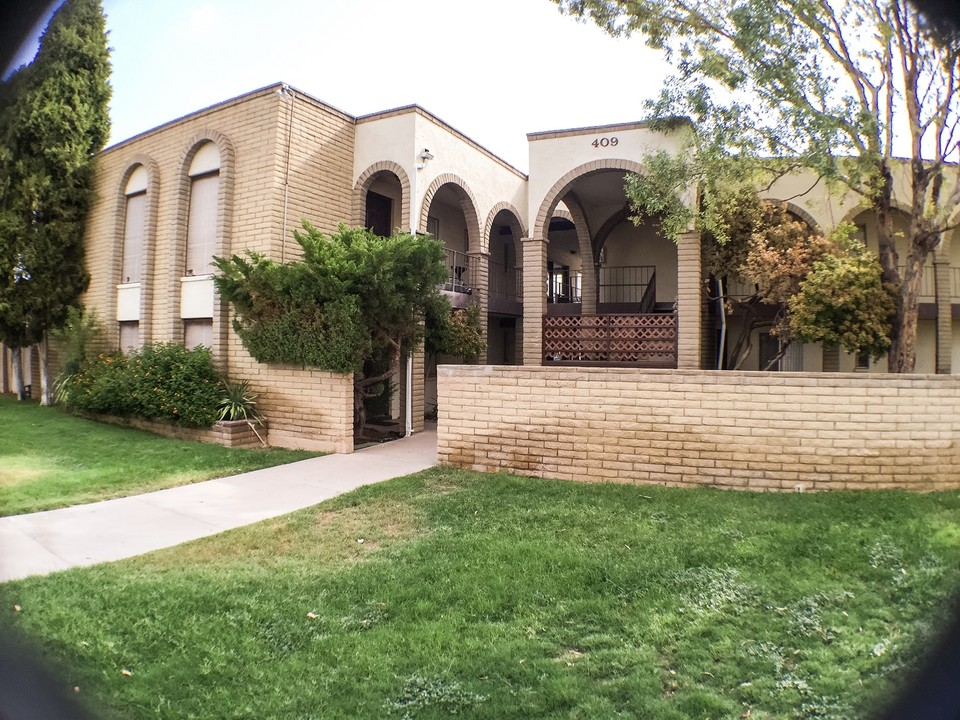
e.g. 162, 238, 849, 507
437, 366, 960, 492
88, 415, 265, 448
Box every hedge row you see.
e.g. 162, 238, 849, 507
60, 342, 220, 427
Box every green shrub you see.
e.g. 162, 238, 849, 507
63, 343, 221, 427
65, 351, 135, 416
131, 343, 221, 426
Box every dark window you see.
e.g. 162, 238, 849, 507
365, 191, 393, 238
759, 333, 780, 371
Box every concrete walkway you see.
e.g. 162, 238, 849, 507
0, 427, 437, 583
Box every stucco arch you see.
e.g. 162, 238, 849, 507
533, 159, 648, 240
483, 201, 527, 242
592, 205, 632, 263
353, 160, 411, 231
839, 199, 913, 227
419, 173, 483, 254
484, 202, 526, 272
760, 199, 824, 235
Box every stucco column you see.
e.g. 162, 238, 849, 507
934, 242, 952, 374
676, 231, 702, 369
469, 250, 490, 359
522, 236, 548, 365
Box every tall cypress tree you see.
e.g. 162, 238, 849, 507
0, 0, 110, 402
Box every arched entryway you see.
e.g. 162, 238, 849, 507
420, 176, 483, 416
355, 162, 410, 236
531, 162, 683, 368
485, 204, 525, 364
352, 163, 411, 443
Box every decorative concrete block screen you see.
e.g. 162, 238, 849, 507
437, 366, 960, 491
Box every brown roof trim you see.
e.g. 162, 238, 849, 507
101, 82, 355, 154
527, 120, 661, 141
357, 104, 527, 180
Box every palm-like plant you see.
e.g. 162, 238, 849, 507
216, 379, 265, 445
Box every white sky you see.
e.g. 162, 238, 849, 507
8, 0, 671, 173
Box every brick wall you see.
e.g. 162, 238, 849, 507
79, 85, 357, 452
241, 363, 353, 453
437, 366, 960, 491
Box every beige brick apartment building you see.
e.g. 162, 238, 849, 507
2, 82, 959, 452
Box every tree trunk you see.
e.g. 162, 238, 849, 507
872, 160, 905, 371
891, 246, 930, 373
10, 348, 25, 401
761, 341, 790, 371
353, 343, 401, 439
38, 334, 53, 406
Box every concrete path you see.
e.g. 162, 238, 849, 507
0, 427, 437, 583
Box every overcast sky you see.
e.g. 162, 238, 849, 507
8, 0, 670, 173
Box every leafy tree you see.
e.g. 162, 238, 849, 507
0, 0, 110, 402
555, 0, 960, 372
789, 230, 896, 358
425, 299, 487, 362
626, 150, 892, 368
733, 202, 838, 369
214, 223, 448, 434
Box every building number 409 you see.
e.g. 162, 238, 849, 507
591, 136, 619, 148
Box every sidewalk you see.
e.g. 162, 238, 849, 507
0, 427, 437, 583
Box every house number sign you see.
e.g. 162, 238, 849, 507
591, 136, 619, 148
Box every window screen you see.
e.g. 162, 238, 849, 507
185, 172, 219, 276
184, 318, 213, 349
121, 192, 146, 283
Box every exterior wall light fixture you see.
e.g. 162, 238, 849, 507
416, 148, 434, 170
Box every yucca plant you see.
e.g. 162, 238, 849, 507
216, 379, 266, 445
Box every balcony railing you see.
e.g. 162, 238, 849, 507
903, 265, 936, 298
727, 265, 945, 301
598, 265, 657, 309
543, 313, 678, 367
489, 259, 522, 300
444, 248, 472, 294
547, 273, 582, 304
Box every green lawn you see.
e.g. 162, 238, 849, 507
0, 396, 317, 516
2, 468, 958, 719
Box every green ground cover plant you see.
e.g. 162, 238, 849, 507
0, 396, 315, 516
3, 468, 958, 719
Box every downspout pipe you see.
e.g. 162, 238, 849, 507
405, 144, 419, 437
716, 277, 726, 370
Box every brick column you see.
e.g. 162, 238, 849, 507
934, 244, 952, 374
469, 250, 490, 359
580, 233, 597, 315
522, 236, 547, 365
676, 231, 702, 369
412, 345, 425, 432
